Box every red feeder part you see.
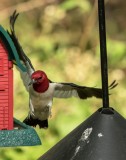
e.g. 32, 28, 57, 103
0, 40, 13, 130
0, 25, 26, 131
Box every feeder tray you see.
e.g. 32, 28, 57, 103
0, 118, 41, 147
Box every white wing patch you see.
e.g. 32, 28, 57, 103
16, 61, 34, 92
53, 83, 79, 98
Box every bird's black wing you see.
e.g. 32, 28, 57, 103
53, 80, 117, 99
7, 10, 35, 91
7, 10, 34, 70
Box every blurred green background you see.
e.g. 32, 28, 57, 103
0, 0, 126, 159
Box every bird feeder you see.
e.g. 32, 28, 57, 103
0, 26, 41, 147
38, 108, 126, 160
38, 0, 126, 159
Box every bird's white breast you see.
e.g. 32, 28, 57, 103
29, 83, 56, 120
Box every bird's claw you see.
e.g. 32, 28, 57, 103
28, 111, 35, 118
31, 111, 35, 117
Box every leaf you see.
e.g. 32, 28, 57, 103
60, 0, 79, 10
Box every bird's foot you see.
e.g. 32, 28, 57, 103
28, 111, 35, 118
31, 111, 35, 117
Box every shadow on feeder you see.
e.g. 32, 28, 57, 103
0, 26, 41, 147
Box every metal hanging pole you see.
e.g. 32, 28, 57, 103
98, 0, 109, 108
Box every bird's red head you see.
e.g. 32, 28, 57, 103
30, 70, 49, 93
31, 70, 47, 84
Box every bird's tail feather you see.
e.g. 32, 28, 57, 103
23, 116, 48, 129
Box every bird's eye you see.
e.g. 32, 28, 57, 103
37, 77, 42, 80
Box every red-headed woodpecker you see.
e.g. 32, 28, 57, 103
8, 11, 117, 129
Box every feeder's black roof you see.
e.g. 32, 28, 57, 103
38, 108, 126, 160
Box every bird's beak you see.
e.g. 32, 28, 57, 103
28, 79, 36, 86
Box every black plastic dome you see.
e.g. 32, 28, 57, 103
38, 108, 126, 160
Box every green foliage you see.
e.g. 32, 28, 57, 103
107, 40, 126, 68
60, 0, 91, 12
